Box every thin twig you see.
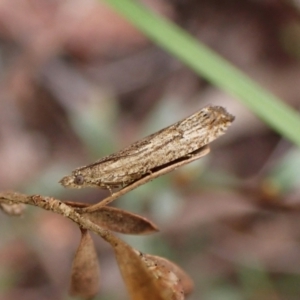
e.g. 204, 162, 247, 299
0, 191, 121, 246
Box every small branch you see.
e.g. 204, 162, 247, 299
0, 191, 121, 246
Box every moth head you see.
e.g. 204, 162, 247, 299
59, 172, 85, 188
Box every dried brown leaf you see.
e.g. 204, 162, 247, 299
141, 254, 194, 296
83, 206, 159, 235
113, 238, 184, 300
138, 253, 185, 300
69, 229, 100, 299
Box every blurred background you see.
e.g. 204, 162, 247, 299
2, 0, 300, 299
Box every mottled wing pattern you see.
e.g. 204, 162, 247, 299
59, 106, 234, 189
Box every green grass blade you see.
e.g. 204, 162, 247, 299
102, 0, 300, 147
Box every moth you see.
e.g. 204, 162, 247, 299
60, 105, 234, 190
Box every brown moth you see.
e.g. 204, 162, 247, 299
60, 105, 234, 190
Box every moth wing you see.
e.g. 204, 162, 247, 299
90, 125, 182, 166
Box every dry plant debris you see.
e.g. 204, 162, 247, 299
0, 146, 213, 299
